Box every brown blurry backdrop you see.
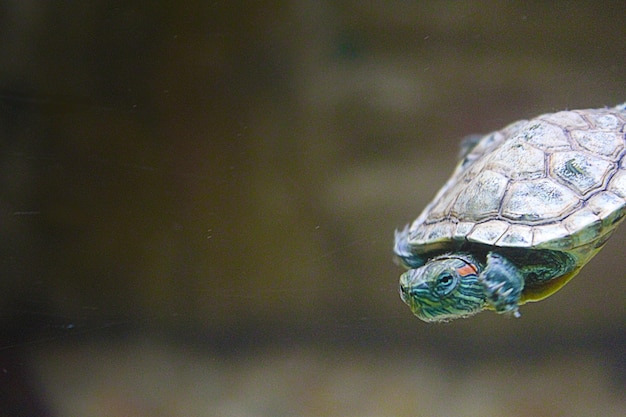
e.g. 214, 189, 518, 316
0, 1, 624, 416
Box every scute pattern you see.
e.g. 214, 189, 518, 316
502, 179, 579, 221
409, 104, 626, 253
573, 130, 624, 157
484, 139, 545, 180
452, 171, 508, 221
549, 151, 614, 195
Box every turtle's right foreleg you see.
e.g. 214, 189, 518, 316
393, 225, 425, 268
480, 252, 525, 317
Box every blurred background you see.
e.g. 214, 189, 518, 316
0, 1, 624, 416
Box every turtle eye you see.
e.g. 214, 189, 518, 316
433, 272, 457, 297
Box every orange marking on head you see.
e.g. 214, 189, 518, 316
457, 264, 477, 277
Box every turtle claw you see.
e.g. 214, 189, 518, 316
501, 307, 521, 319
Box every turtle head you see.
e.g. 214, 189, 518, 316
399, 254, 486, 322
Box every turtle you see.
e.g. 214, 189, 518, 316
394, 103, 626, 322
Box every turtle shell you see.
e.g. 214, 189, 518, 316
408, 104, 626, 262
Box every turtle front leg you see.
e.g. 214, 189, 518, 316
480, 253, 524, 317
394, 224, 425, 268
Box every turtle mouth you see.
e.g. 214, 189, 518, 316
399, 270, 432, 317
409, 300, 477, 322
399, 278, 476, 322
408, 301, 447, 322
407, 293, 484, 322
399, 280, 436, 321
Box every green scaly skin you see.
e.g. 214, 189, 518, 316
399, 254, 487, 322
395, 226, 577, 322
399, 253, 528, 322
